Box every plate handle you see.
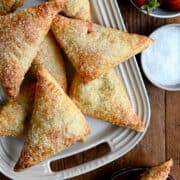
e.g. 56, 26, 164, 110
45, 141, 114, 179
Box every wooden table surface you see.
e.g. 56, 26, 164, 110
0, 0, 180, 179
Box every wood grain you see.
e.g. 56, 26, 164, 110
112, 80, 166, 168
166, 92, 180, 179
0, 0, 179, 179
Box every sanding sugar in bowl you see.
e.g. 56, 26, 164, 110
141, 25, 180, 87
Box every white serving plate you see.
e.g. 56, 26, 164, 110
0, 0, 151, 179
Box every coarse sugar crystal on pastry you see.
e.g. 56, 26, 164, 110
30, 32, 67, 91
0, 0, 66, 101
141, 159, 173, 180
0, 31, 68, 137
49, 0, 91, 20
69, 68, 144, 132
0, 0, 24, 15
51, 15, 153, 83
0, 81, 35, 137
14, 65, 91, 171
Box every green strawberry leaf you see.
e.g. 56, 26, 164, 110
141, 0, 160, 13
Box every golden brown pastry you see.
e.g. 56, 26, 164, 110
0, 0, 24, 15
49, 0, 91, 20
69, 69, 144, 132
51, 15, 153, 83
141, 159, 173, 180
0, 81, 35, 137
14, 65, 91, 171
0, 0, 66, 100
62, 0, 90, 20
0, 32, 67, 137
30, 32, 67, 91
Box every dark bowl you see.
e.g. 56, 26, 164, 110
111, 167, 175, 180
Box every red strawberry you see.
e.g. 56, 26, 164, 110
134, 0, 146, 7
160, 0, 180, 11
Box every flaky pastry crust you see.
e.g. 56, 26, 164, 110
69, 69, 144, 132
141, 159, 173, 180
0, 81, 35, 137
0, 0, 24, 15
49, 0, 91, 20
51, 15, 153, 83
14, 65, 90, 171
0, 0, 66, 100
30, 32, 67, 91
0, 32, 67, 138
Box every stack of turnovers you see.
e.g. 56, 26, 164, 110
0, 32, 67, 137
0, 0, 153, 171
0, 0, 66, 100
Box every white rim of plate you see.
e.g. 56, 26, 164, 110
141, 23, 180, 91
130, 0, 180, 18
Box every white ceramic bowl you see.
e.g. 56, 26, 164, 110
141, 24, 180, 91
130, 0, 180, 18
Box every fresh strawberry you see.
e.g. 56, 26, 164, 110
134, 0, 146, 7
160, 0, 180, 11
133, 0, 160, 13
168, 1, 180, 11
